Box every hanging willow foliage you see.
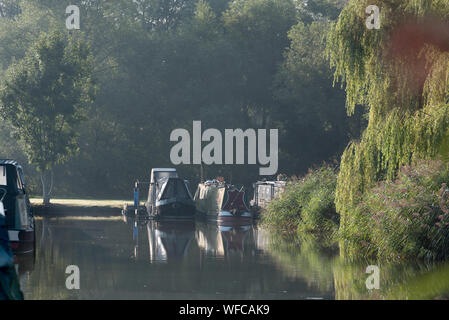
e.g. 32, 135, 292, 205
327, 0, 449, 227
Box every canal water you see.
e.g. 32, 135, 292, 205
15, 217, 449, 299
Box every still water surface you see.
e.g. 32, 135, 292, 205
15, 216, 449, 299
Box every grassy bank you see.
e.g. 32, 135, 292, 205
30, 198, 129, 217
261, 166, 339, 239
30, 198, 127, 208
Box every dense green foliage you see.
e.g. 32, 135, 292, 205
341, 159, 449, 261
0, 31, 94, 202
262, 166, 339, 235
0, 32, 94, 170
328, 0, 449, 248
0, 0, 359, 198
275, 19, 364, 171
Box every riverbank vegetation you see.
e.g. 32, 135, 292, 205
263, 158, 449, 261
262, 166, 339, 238
331, 0, 449, 260
341, 159, 449, 260
260, 229, 449, 299
262, 0, 449, 261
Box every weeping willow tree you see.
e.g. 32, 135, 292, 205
327, 0, 449, 226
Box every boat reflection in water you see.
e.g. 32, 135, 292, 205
124, 214, 196, 263
124, 213, 257, 264
14, 250, 35, 295
196, 222, 255, 261
147, 220, 196, 263
0, 205, 25, 300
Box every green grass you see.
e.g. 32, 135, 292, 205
30, 198, 130, 208
34, 216, 123, 221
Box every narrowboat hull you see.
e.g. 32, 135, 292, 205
194, 182, 253, 223
152, 199, 196, 219
217, 211, 252, 225
122, 200, 196, 220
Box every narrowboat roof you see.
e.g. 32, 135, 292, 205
255, 180, 286, 185
150, 168, 178, 183
151, 168, 177, 172
0, 160, 19, 166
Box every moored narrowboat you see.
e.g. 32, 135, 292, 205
0, 160, 34, 254
123, 168, 196, 220
250, 180, 287, 217
146, 168, 195, 218
194, 180, 252, 223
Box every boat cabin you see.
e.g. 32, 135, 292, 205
251, 180, 287, 213
145, 168, 195, 219
0, 160, 34, 253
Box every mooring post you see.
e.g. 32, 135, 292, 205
134, 180, 139, 216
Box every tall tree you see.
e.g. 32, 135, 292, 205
327, 0, 449, 228
0, 31, 95, 204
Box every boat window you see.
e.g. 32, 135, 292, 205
259, 185, 271, 199
0, 166, 6, 186
154, 171, 178, 182
16, 168, 23, 190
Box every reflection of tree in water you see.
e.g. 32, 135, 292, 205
386, 262, 449, 299
258, 229, 449, 300
333, 258, 449, 300
194, 223, 328, 299
256, 229, 337, 296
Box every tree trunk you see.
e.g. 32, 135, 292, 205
41, 170, 54, 206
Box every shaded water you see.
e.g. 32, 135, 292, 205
15, 216, 449, 299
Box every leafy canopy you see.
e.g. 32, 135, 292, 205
0, 31, 95, 172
